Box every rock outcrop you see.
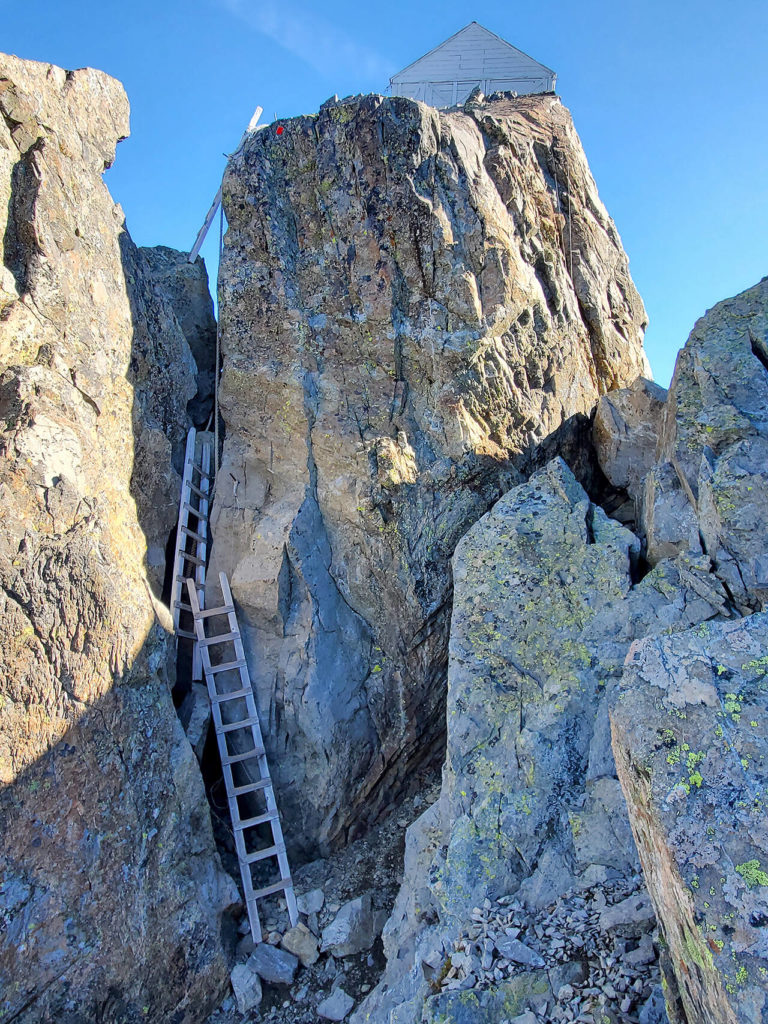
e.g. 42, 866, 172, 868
612, 615, 768, 1024
0, 54, 234, 1021
593, 375, 667, 529
212, 90, 649, 855
607, 278, 768, 1023
650, 277, 768, 609
354, 455, 731, 1023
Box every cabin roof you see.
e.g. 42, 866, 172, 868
390, 21, 555, 83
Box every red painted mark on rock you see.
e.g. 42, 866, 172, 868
276, 125, 284, 135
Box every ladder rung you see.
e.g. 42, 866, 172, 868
192, 464, 211, 479
181, 525, 206, 543
175, 576, 203, 586
176, 628, 196, 640
198, 631, 239, 647
208, 659, 247, 676
221, 715, 261, 733
188, 481, 209, 499
180, 551, 204, 566
174, 600, 193, 612
222, 748, 265, 766
183, 502, 209, 517
195, 604, 234, 619
250, 879, 291, 900
210, 686, 251, 703
244, 843, 285, 864
236, 809, 278, 830
232, 778, 272, 796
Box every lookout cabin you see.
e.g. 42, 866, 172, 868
389, 22, 556, 109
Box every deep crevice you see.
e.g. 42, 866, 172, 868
750, 328, 768, 374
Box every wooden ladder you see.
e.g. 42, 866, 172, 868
171, 428, 213, 679
187, 572, 298, 942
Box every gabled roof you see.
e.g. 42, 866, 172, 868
390, 21, 555, 82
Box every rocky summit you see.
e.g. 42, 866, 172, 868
2, 45, 768, 1024
211, 90, 648, 858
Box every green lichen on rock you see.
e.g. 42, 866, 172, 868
735, 860, 768, 889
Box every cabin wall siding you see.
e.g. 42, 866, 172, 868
390, 22, 555, 108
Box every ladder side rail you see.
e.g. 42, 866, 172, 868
190, 577, 297, 935
187, 105, 263, 263
187, 578, 265, 940
191, 438, 212, 679
171, 429, 197, 635
218, 571, 299, 925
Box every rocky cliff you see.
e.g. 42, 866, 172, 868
5, 45, 766, 1024
346, 278, 768, 1024
0, 54, 232, 1022
212, 90, 649, 858
611, 279, 768, 1023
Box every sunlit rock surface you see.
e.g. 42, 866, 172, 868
0, 53, 234, 1022
212, 91, 649, 856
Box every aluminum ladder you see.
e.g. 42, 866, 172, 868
187, 572, 298, 942
170, 428, 213, 678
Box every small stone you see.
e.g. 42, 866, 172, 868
247, 943, 299, 985
321, 894, 376, 957
494, 937, 546, 968
598, 892, 655, 936
281, 922, 319, 967
230, 963, 262, 1014
297, 888, 325, 915
317, 988, 355, 1020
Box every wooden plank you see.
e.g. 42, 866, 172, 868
244, 843, 285, 865
180, 525, 206, 543
251, 879, 290, 900
210, 685, 252, 702
220, 715, 262, 733
235, 809, 279, 830
180, 551, 205, 566
198, 630, 239, 647
222, 748, 265, 766
193, 604, 235, 619
207, 659, 248, 676
188, 480, 209, 500
232, 778, 272, 796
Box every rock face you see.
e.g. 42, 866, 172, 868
649, 277, 768, 607
612, 615, 768, 1024
353, 456, 733, 1023
593, 375, 667, 528
606, 278, 768, 1023
213, 90, 648, 855
139, 244, 218, 425
0, 53, 234, 1022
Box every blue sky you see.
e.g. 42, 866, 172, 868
3, 0, 767, 385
